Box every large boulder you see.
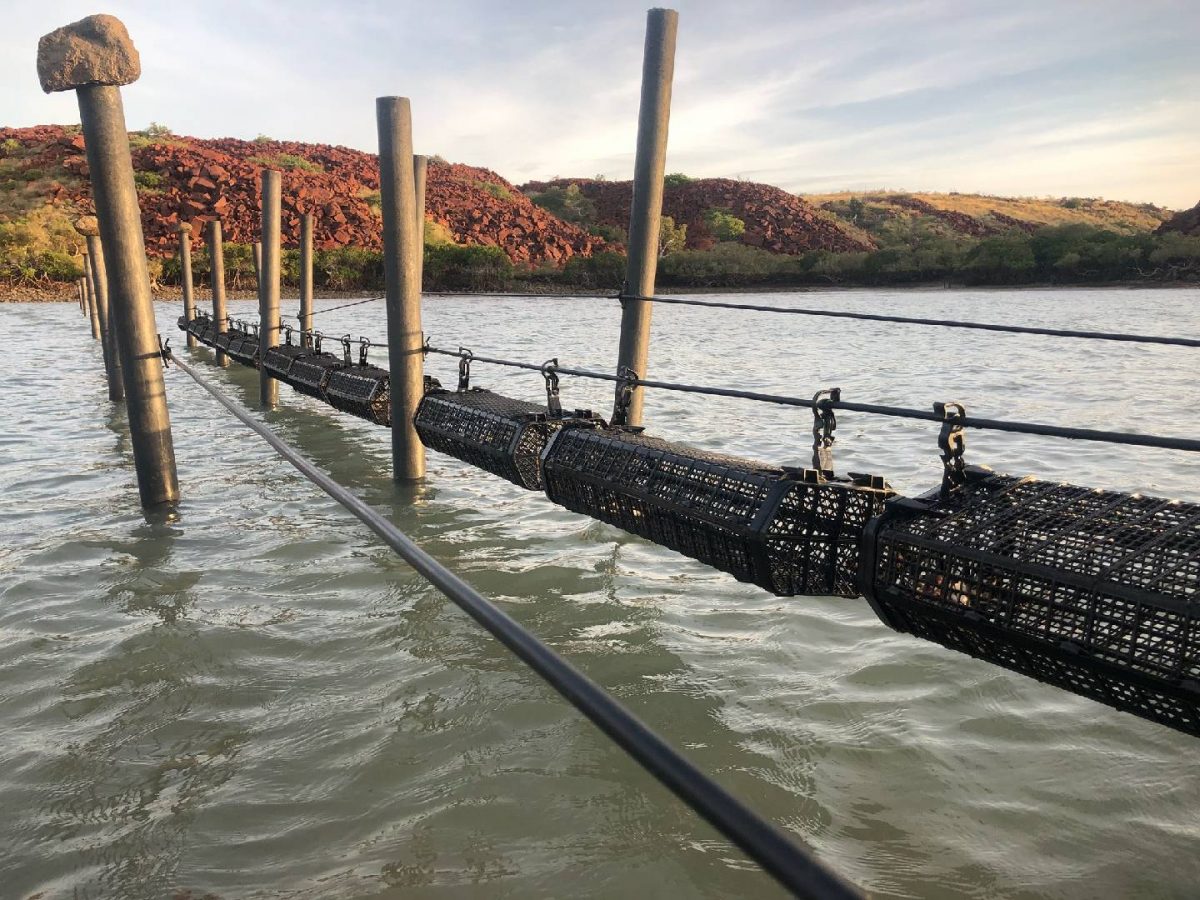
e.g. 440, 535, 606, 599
37, 15, 140, 93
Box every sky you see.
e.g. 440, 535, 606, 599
4, 0, 1198, 209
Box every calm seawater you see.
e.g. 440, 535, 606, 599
1, 287, 1197, 900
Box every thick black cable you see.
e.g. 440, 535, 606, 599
303, 295, 385, 318
425, 347, 1200, 453
169, 351, 860, 900
620, 293, 1200, 348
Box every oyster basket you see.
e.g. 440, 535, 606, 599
540, 426, 894, 596
287, 347, 346, 400
262, 330, 315, 383
225, 330, 259, 367
213, 322, 241, 353
858, 468, 1200, 735
325, 364, 392, 425
415, 388, 601, 490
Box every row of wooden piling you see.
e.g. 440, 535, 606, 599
60, 8, 677, 511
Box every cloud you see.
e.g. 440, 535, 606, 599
2, 0, 1196, 206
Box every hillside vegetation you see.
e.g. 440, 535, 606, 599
1, 122, 1197, 293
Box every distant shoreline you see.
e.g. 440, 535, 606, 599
3, 280, 1197, 303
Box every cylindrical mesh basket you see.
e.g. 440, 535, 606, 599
225, 333, 259, 367
415, 388, 601, 490
286, 351, 346, 400
325, 364, 391, 426
262, 342, 315, 383
541, 426, 893, 596
858, 468, 1200, 735
213, 324, 240, 353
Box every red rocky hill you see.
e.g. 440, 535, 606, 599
1156, 201, 1200, 237
519, 176, 875, 253
0, 124, 604, 265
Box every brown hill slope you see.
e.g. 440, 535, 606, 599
0, 125, 604, 264
1156, 201, 1200, 237
520, 176, 875, 253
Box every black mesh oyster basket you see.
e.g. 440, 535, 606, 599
858, 468, 1200, 735
261, 328, 315, 383
414, 387, 602, 490
213, 320, 240, 353
286, 334, 346, 400
540, 427, 894, 596
186, 313, 214, 345
324, 339, 391, 426
225, 327, 259, 367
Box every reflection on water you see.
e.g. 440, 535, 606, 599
0, 288, 1197, 899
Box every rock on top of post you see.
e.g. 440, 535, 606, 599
37, 15, 140, 93
74, 215, 100, 236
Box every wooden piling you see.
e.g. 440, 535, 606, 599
376, 97, 425, 481
74, 83, 179, 507
178, 222, 196, 348
208, 220, 229, 367
299, 212, 314, 336
413, 155, 427, 288
258, 171, 281, 409
613, 7, 678, 427
86, 233, 124, 401
83, 251, 101, 339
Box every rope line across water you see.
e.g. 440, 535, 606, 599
424, 346, 1200, 454
168, 350, 861, 900
617, 293, 1200, 348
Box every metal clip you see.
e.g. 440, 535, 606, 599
934, 401, 967, 497
612, 366, 639, 427
341, 334, 352, 365
314, 331, 323, 353
458, 347, 473, 392
812, 387, 840, 473
158, 335, 172, 367
359, 337, 370, 367
542, 358, 562, 416
283, 324, 294, 346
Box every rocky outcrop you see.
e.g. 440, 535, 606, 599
0, 125, 604, 265
521, 177, 875, 254
36, 14, 141, 93
1156, 202, 1200, 237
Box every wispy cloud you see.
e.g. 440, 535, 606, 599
1, 0, 1196, 207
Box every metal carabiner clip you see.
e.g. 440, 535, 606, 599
542, 358, 562, 416
340, 334, 353, 366
612, 366, 639, 427
359, 336, 371, 367
811, 387, 841, 473
934, 400, 967, 497
458, 347, 474, 392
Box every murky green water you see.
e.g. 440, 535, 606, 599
2, 287, 1197, 899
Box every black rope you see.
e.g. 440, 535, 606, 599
619, 293, 1200, 348
169, 352, 859, 900
424, 347, 1200, 454
303, 295, 385, 319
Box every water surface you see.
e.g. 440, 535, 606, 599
1, 287, 1197, 898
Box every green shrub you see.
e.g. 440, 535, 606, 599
702, 208, 746, 242
658, 216, 687, 256
134, 170, 164, 191
249, 153, 321, 173
1, 138, 20, 155
528, 184, 595, 226
561, 250, 626, 289
478, 181, 513, 201
424, 244, 513, 291
663, 173, 692, 188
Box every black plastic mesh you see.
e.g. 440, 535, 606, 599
225, 334, 259, 367
262, 344, 314, 382
860, 469, 1200, 735
325, 364, 391, 426
541, 427, 893, 596
213, 326, 240, 352
415, 388, 599, 490
287, 352, 346, 400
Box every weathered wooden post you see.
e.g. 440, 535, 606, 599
376, 97, 425, 481
83, 250, 101, 339
77, 276, 85, 313
253, 240, 262, 297
39, 14, 179, 507
76, 215, 122, 398
178, 222, 196, 348
207, 219, 228, 367
413, 155, 427, 288
299, 212, 314, 336
613, 7, 678, 427
258, 171, 281, 408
